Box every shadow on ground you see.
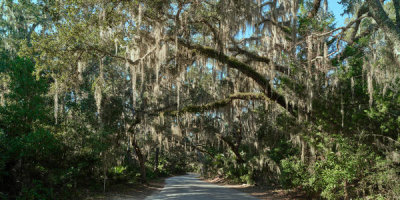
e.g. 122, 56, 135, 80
145, 174, 257, 200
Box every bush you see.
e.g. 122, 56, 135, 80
108, 166, 128, 182
18, 180, 53, 200
279, 136, 400, 199
280, 157, 309, 189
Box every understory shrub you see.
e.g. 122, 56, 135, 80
279, 137, 400, 199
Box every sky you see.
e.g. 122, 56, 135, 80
234, 0, 351, 39
329, 0, 350, 27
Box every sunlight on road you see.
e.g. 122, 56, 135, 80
145, 174, 258, 200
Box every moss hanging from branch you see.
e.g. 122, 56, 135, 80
178, 39, 294, 114
165, 92, 269, 116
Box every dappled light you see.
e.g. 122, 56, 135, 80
0, 0, 399, 199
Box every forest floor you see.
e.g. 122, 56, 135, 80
205, 177, 307, 200
85, 178, 166, 200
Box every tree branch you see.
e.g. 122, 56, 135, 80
200, 20, 224, 52
178, 40, 294, 114
87, 45, 157, 66
350, 4, 369, 43
257, 18, 291, 35
227, 41, 289, 74
165, 92, 269, 115
366, 0, 400, 47
184, 137, 215, 158
220, 135, 245, 163
308, 0, 322, 19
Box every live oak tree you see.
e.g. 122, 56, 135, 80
0, 0, 399, 199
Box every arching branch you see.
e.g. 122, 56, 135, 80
178, 40, 294, 114
184, 137, 215, 158
165, 92, 269, 115
227, 41, 289, 74
349, 4, 369, 43
366, 0, 400, 47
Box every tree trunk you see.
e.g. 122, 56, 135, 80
220, 135, 245, 164
154, 147, 159, 174
307, 0, 322, 19
232, 146, 245, 164
103, 164, 107, 193
344, 180, 349, 200
301, 140, 306, 163
132, 138, 147, 183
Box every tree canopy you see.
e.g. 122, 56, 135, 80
0, 0, 399, 199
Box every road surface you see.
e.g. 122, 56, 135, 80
145, 173, 258, 200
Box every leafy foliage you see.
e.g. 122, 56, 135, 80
1, 0, 400, 199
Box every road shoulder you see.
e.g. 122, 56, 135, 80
86, 178, 166, 200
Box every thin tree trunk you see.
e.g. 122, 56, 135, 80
301, 140, 306, 163
103, 164, 107, 193
154, 147, 159, 174
344, 180, 349, 200
132, 138, 147, 183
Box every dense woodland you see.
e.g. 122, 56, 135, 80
0, 0, 399, 199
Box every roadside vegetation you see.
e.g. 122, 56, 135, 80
0, 0, 399, 199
